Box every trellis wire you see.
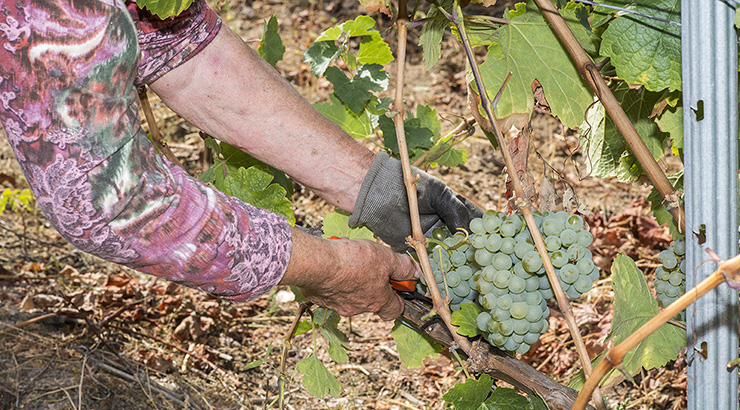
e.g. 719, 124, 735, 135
682, 1, 739, 409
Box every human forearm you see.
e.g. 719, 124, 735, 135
150, 26, 373, 212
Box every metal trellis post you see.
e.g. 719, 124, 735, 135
682, 1, 739, 409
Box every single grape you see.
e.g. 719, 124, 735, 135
471, 234, 487, 249
458, 266, 474, 281
550, 250, 568, 268
489, 333, 506, 347
483, 214, 502, 232
511, 332, 526, 343
466, 247, 477, 262
560, 264, 579, 284
665, 285, 682, 298
668, 271, 684, 287
576, 258, 595, 275
499, 319, 514, 336
576, 230, 594, 247
565, 285, 582, 299
522, 250, 543, 273
525, 305, 542, 323
499, 220, 517, 237
510, 292, 526, 302
515, 241, 535, 259
478, 265, 494, 282
514, 229, 532, 245
567, 243, 586, 262
470, 218, 485, 234
654, 280, 667, 295
485, 233, 503, 253
496, 294, 513, 310
587, 266, 600, 282
503, 338, 519, 352
509, 276, 526, 294
493, 270, 513, 289
476, 312, 492, 331
492, 307, 511, 322
542, 217, 564, 237
660, 250, 678, 269
573, 275, 592, 294
445, 270, 461, 288
450, 251, 467, 267
566, 214, 584, 230
513, 262, 528, 278
525, 276, 540, 292
673, 238, 686, 256
492, 253, 513, 271
544, 235, 562, 252
526, 291, 542, 307
452, 280, 470, 297
475, 249, 494, 266
560, 228, 578, 247
480, 294, 496, 310
511, 302, 528, 320
516, 343, 531, 355
540, 288, 555, 299
513, 319, 530, 335
500, 238, 516, 254
523, 332, 540, 345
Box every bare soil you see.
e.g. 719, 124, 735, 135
0, 1, 686, 409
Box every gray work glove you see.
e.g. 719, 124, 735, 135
349, 152, 483, 252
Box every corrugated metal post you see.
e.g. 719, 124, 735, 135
682, 1, 739, 409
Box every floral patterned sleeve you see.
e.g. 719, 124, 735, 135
0, 0, 293, 301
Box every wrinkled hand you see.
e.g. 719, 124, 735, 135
280, 230, 420, 320
349, 152, 483, 251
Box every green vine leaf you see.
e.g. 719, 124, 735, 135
579, 83, 669, 181
221, 167, 295, 226
475, 3, 594, 129
325, 64, 389, 114
599, 0, 681, 92
304, 16, 392, 76
296, 354, 342, 398
312, 308, 349, 363
257, 16, 285, 67
137, 0, 194, 18
380, 104, 440, 161
608, 254, 685, 374
419, 0, 453, 71
314, 94, 374, 139
392, 321, 443, 368
656, 104, 683, 152
442, 374, 494, 410
451, 303, 483, 337
321, 211, 375, 240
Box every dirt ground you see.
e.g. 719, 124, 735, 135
0, 1, 688, 409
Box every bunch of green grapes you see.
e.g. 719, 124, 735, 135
653, 238, 686, 320
470, 210, 599, 353
417, 230, 481, 311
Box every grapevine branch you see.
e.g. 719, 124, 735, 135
137, 86, 184, 170
401, 298, 595, 410
445, 3, 607, 409
572, 252, 740, 410
392, 0, 473, 353
532, 0, 685, 234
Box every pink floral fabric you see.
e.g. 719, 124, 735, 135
0, 0, 293, 301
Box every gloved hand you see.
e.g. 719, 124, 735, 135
349, 152, 483, 252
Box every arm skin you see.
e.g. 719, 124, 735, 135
149, 26, 372, 212
149, 24, 418, 319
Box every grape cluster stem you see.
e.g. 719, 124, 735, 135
447, 2, 607, 408
574, 252, 740, 410
392, 0, 472, 354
